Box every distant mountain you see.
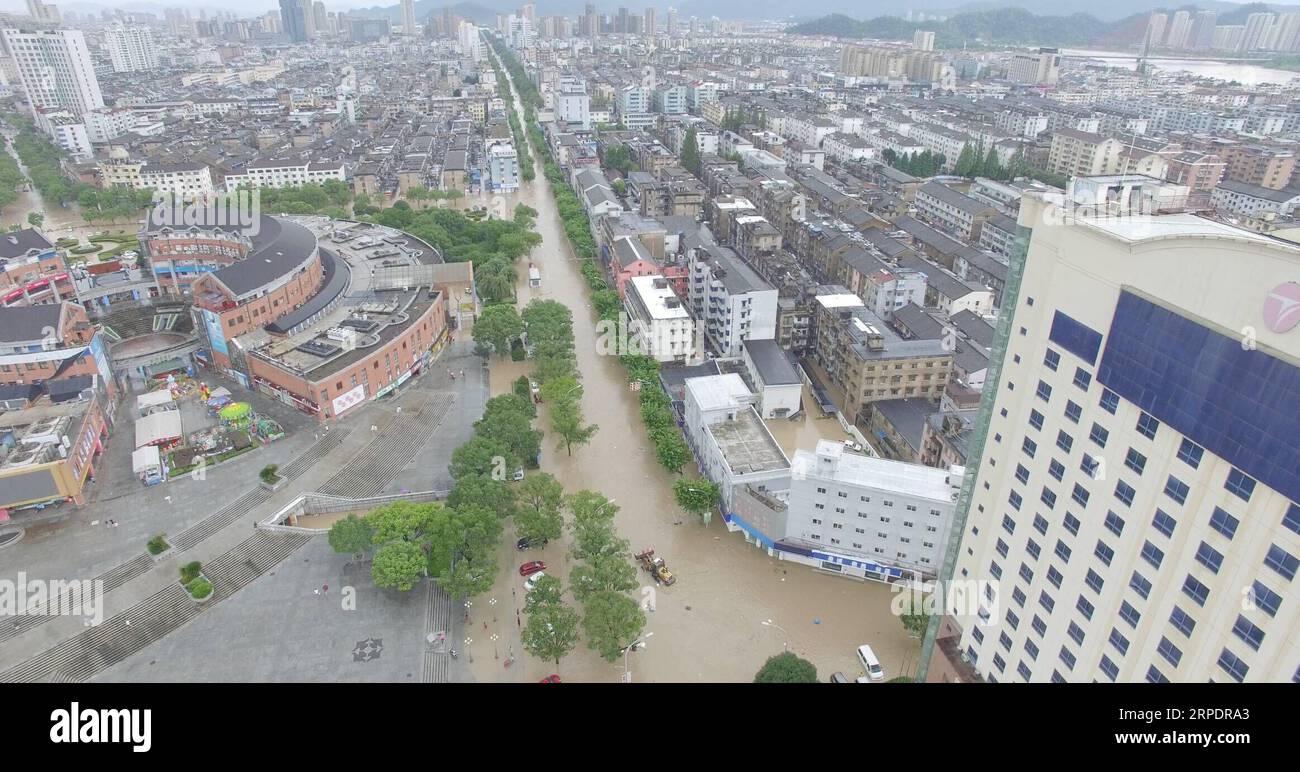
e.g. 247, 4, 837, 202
347, 1, 504, 24
791, 9, 1118, 48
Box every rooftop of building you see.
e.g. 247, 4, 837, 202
743, 338, 801, 386
707, 405, 791, 476
792, 439, 961, 502
628, 275, 689, 319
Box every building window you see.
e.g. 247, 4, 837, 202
1088, 422, 1109, 448
1104, 511, 1125, 537
1182, 575, 1210, 607
1108, 628, 1130, 656
1250, 581, 1282, 617
1064, 400, 1082, 424
1216, 648, 1249, 683
1157, 637, 1182, 668
1049, 460, 1065, 481
1095, 540, 1115, 566
1264, 544, 1299, 581
1043, 349, 1060, 371
1146, 665, 1169, 684
1099, 388, 1119, 414
1195, 542, 1224, 574
1169, 606, 1196, 637
1204, 508, 1239, 542
1224, 469, 1256, 502
1163, 476, 1189, 505
1063, 513, 1081, 536
1130, 571, 1152, 600
1231, 615, 1265, 651
1072, 367, 1091, 391
1123, 448, 1146, 476
1055, 431, 1073, 453
1029, 409, 1044, 430
1176, 438, 1203, 468
1084, 569, 1104, 594
1135, 412, 1160, 440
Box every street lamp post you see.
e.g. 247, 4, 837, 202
761, 619, 789, 651
621, 632, 653, 683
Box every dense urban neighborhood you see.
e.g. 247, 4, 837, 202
0, 0, 1296, 692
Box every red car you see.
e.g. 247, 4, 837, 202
519, 561, 547, 577
539, 674, 562, 683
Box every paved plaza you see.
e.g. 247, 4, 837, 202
96, 538, 472, 683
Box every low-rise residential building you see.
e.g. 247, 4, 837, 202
786, 440, 963, 579
810, 289, 952, 423
624, 275, 695, 364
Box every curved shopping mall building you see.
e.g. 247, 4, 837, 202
142, 211, 473, 420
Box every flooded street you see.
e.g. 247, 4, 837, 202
467, 61, 919, 683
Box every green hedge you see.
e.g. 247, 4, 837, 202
185, 577, 213, 599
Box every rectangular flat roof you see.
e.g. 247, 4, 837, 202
793, 440, 959, 502
707, 407, 790, 475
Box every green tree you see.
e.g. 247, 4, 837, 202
447, 474, 517, 519
371, 541, 426, 591
522, 597, 581, 665
449, 436, 519, 480
681, 127, 700, 175
523, 574, 564, 613
516, 473, 565, 544
569, 551, 638, 602
900, 596, 930, 639
472, 303, 524, 357
475, 401, 542, 468
953, 144, 976, 177
581, 590, 647, 662
327, 514, 374, 556
26, 212, 43, 228
439, 549, 498, 599
754, 651, 818, 683
550, 396, 598, 456
654, 432, 691, 474
673, 477, 720, 524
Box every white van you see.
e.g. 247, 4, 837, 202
857, 644, 885, 681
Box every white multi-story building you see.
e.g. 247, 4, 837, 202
683, 373, 790, 512
687, 242, 778, 358
84, 108, 133, 143
788, 441, 963, 579
1007, 48, 1061, 85
139, 162, 215, 199
37, 111, 90, 158
947, 196, 1300, 683
104, 25, 158, 72
223, 159, 346, 191
555, 77, 590, 130
2, 28, 104, 118
624, 275, 695, 364
487, 142, 519, 193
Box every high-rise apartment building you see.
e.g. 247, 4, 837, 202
279, 0, 308, 42
104, 24, 158, 72
1190, 11, 1217, 50
1, 27, 103, 118
930, 197, 1300, 683
401, 0, 415, 34
1243, 12, 1275, 51
914, 30, 935, 52
645, 7, 656, 39
1165, 11, 1192, 49
1146, 12, 1167, 48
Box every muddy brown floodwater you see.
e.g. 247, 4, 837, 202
467, 59, 920, 684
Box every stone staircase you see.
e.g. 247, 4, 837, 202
317, 394, 452, 499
